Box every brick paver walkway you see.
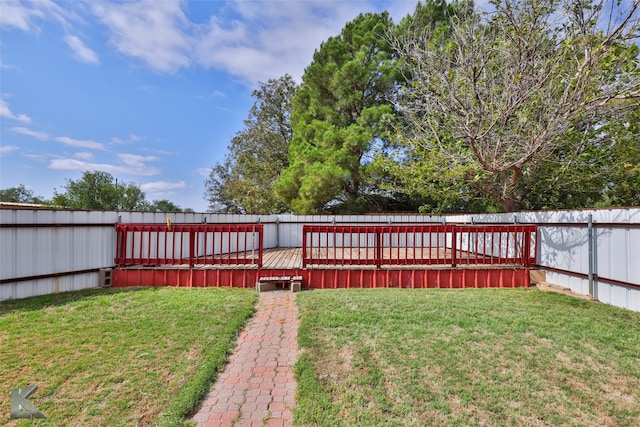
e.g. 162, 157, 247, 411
192, 290, 298, 427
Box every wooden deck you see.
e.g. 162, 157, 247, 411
263, 248, 302, 269
112, 225, 536, 289
130, 247, 519, 271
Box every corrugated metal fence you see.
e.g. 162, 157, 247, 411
447, 209, 640, 311
1, 207, 638, 311
0, 210, 267, 300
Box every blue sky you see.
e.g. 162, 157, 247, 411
0, 0, 423, 212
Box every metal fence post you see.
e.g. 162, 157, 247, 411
588, 214, 594, 298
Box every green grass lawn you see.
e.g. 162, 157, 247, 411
0, 287, 257, 426
295, 288, 640, 427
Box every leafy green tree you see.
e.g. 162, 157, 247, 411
375, 0, 478, 213
206, 75, 297, 214
0, 184, 46, 204
387, 0, 640, 212
598, 108, 640, 207
395, 0, 472, 34
206, 158, 243, 214
52, 171, 148, 211
148, 199, 184, 213
275, 12, 401, 214
521, 106, 640, 209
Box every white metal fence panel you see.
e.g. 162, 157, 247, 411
1, 225, 115, 281
597, 282, 640, 312
1, 210, 118, 301
275, 214, 442, 247
450, 208, 640, 312
1, 207, 638, 311
4, 273, 101, 300
538, 225, 589, 275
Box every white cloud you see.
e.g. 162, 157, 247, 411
25, 153, 48, 162
74, 152, 94, 161
54, 136, 105, 150
0, 61, 19, 70
11, 126, 49, 141
140, 180, 187, 192
85, 0, 415, 84
48, 152, 160, 176
0, 1, 45, 31
49, 152, 160, 176
385, 1, 420, 21
91, 1, 192, 73
1, 99, 31, 123
0, 145, 19, 156
194, 6, 309, 83
64, 35, 100, 64
110, 134, 144, 145
194, 1, 396, 84
118, 153, 159, 167
195, 167, 211, 177
49, 158, 121, 174
1, 0, 425, 87
0, 0, 74, 32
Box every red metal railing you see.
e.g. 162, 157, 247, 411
454, 225, 537, 266
115, 223, 263, 267
302, 224, 537, 268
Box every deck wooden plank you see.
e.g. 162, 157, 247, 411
127, 247, 523, 271
262, 247, 301, 269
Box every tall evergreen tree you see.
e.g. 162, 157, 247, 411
275, 12, 401, 214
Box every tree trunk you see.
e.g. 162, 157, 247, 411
498, 197, 522, 212
495, 167, 523, 212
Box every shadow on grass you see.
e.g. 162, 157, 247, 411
0, 286, 151, 315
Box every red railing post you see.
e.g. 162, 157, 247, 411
302, 226, 308, 268
163, 226, 168, 264
533, 226, 538, 266
114, 225, 120, 265
451, 225, 457, 268
137, 226, 144, 264
257, 225, 263, 268
189, 229, 195, 268
332, 226, 337, 266
146, 226, 151, 265
524, 226, 532, 266
376, 230, 382, 268
114, 224, 124, 265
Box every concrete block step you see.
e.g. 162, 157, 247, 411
256, 275, 303, 293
